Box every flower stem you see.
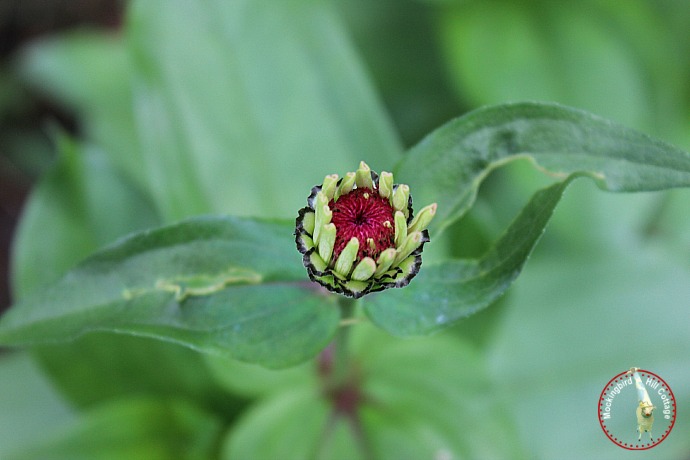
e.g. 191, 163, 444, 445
332, 297, 356, 387
314, 296, 374, 460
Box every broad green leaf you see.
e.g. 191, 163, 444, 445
0, 352, 75, 458
127, 0, 401, 221
9, 135, 238, 414
2, 217, 339, 368
4, 397, 222, 460
363, 178, 572, 335
396, 102, 690, 235
366, 102, 690, 335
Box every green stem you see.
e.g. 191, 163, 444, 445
332, 297, 356, 387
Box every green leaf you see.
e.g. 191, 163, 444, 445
366, 102, 690, 335
363, 178, 572, 335
127, 0, 401, 221
9, 135, 238, 415
11, 134, 159, 299
32, 334, 246, 416
1, 217, 340, 368
488, 237, 690, 458
438, 1, 651, 128
222, 325, 524, 459
17, 31, 145, 188
4, 397, 222, 460
356, 327, 524, 459
0, 353, 75, 458
397, 102, 690, 236
204, 353, 313, 399
221, 387, 333, 460
335, 0, 461, 145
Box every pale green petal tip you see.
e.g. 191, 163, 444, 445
318, 223, 337, 264
355, 161, 374, 189
334, 237, 359, 276
374, 248, 397, 277
351, 257, 376, 281
392, 184, 410, 216
335, 172, 356, 201
309, 251, 327, 273
408, 203, 437, 233
378, 171, 393, 199
301, 211, 315, 235
394, 211, 407, 247
313, 199, 332, 246
321, 174, 339, 201
394, 231, 423, 265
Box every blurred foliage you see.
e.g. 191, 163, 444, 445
1, 0, 690, 458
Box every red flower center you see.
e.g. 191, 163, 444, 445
329, 187, 395, 263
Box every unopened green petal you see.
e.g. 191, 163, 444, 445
378, 171, 393, 199
318, 223, 336, 265
355, 161, 374, 189
397, 255, 417, 275
394, 211, 407, 247
299, 233, 314, 251
334, 237, 359, 276
351, 257, 376, 281
374, 248, 397, 277
335, 172, 356, 200
407, 203, 437, 233
392, 184, 410, 216
301, 211, 315, 235
308, 251, 327, 273
313, 192, 332, 245
342, 280, 369, 296
321, 174, 339, 201
394, 231, 423, 265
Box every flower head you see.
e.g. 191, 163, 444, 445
295, 161, 436, 298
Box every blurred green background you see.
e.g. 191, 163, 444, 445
1, 0, 689, 458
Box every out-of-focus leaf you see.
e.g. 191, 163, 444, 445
222, 325, 524, 459
127, 0, 402, 221
4, 397, 222, 460
336, 0, 460, 145
396, 102, 690, 236
8, 136, 238, 414
438, 1, 650, 128
357, 326, 524, 459
2, 217, 340, 368
363, 178, 571, 335
18, 32, 145, 187
0, 352, 75, 458
11, 134, 158, 299
488, 236, 690, 458
33, 334, 245, 416
204, 353, 313, 398
221, 387, 333, 460
365, 102, 690, 335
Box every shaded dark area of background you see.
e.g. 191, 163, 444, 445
0, 0, 125, 314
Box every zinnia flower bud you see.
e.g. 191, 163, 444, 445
295, 161, 436, 298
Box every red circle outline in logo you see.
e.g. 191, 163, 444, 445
598, 369, 676, 450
